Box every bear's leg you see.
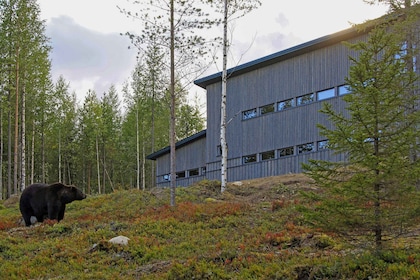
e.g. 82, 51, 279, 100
20, 205, 35, 227
58, 205, 66, 222
47, 203, 60, 221
22, 214, 32, 227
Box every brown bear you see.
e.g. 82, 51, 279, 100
19, 183, 86, 227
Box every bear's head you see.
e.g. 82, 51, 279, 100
53, 183, 86, 204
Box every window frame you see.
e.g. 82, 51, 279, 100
297, 142, 314, 154
317, 88, 335, 101
260, 103, 275, 115
338, 84, 350, 95
242, 108, 257, 120
279, 146, 294, 157
278, 98, 295, 111
188, 168, 199, 177
261, 150, 275, 161
297, 93, 314, 106
243, 154, 257, 164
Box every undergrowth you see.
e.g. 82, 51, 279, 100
0, 175, 419, 279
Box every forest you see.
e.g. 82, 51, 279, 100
0, 0, 206, 199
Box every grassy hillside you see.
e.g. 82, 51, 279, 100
0, 174, 419, 279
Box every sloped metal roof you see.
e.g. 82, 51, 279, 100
194, 26, 363, 89
146, 130, 207, 160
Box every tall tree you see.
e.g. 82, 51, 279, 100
302, 20, 420, 251
216, 0, 261, 192
121, 0, 219, 205
99, 85, 122, 193
78, 90, 102, 194
0, 0, 52, 195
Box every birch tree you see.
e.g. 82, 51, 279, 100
0, 0, 51, 195
215, 0, 261, 192
121, 0, 219, 206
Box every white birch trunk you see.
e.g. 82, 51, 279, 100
170, 0, 176, 206
96, 134, 101, 194
220, 0, 229, 192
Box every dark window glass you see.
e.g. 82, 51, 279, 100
279, 146, 294, 157
176, 171, 186, 178
317, 88, 335, 100
189, 169, 199, 177
217, 145, 222, 156
243, 154, 257, 164
278, 98, 295, 111
261, 150, 275, 160
260, 104, 275, 115
242, 109, 257, 120
297, 143, 314, 154
297, 93, 314, 106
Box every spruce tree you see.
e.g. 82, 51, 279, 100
303, 23, 420, 251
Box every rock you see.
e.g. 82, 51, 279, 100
30, 216, 38, 225
108, 235, 130, 246
232, 181, 243, 186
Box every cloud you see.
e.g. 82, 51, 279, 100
46, 16, 137, 98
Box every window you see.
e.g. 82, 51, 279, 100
163, 174, 170, 181
261, 150, 275, 161
317, 88, 335, 100
260, 103, 275, 115
297, 93, 314, 106
201, 167, 206, 175
317, 140, 329, 150
217, 145, 222, 156
243, 154, 257, 164
297, 143, 314, 154
242, 108, 257, 120
278, 98, 295, 111
279, 146, 294, 157
338, 85, 350, 95
189, 169, 199, 177
176, 171, 186, 178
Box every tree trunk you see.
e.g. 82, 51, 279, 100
13, 46, 19, 194
30, 120, 35, 184
96, 134, 101, 194
220, 0, 229, 192
169, 0, 176, 206
7, 87, 12, 197
0, 105, 3, 200
58, 129, 62, 182
20, 83, 25, 192
136, 106, 140, 190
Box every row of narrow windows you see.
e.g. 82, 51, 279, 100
162, 139, 329, 181
242, 85, 350, 120
162, 167, 206, 182
242, 139, 329, 164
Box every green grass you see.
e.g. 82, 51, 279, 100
0, 176, 419, 279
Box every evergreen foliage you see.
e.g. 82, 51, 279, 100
302, 19, 420, 251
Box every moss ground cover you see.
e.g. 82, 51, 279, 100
0, 174, 419, 279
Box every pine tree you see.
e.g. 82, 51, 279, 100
302, 22, 420, 251
0, 0, 52, 195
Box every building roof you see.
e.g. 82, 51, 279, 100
146, 130, 207, 160
194, 26, 365, 89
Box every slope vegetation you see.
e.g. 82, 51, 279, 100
0, 174, 419, 279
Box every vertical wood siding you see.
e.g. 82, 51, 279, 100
152, 31, 385, 187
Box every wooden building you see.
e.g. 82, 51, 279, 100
147, 21, 415, 187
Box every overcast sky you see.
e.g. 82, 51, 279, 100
37, 0, 388, 102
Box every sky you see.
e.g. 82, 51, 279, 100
37, 0, 388, 103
